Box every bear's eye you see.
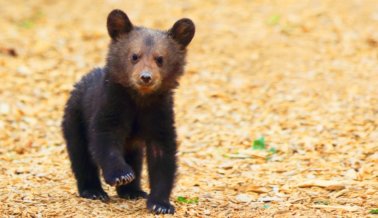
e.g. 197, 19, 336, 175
131, 54, 139, 63
155, 56, 163, 67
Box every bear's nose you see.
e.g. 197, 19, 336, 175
140, 72, 152, 84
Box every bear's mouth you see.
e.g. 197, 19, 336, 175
134, 82, 160, 95
138, 85, 154, 93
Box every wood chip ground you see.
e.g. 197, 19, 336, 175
0, 0, 377, 217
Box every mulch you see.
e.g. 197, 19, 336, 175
0, 0, 377, 217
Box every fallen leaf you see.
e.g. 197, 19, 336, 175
297, 180, 345, 191
235, 194, 253, 203
311, 205, 361, 212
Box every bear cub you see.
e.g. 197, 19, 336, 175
62, 9, 195, 214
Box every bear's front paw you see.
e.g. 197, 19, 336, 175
104, 168, 135, 187
147, 198, 175, 214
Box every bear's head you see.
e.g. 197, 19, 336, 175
105, 9, 195, 95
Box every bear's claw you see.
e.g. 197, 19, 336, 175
147, 199, 175, 214
105, 170, 135, 187
80, 188, 109, 202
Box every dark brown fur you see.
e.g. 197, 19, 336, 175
62, 9, 195, 214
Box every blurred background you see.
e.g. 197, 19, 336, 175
0, 0, 377, 217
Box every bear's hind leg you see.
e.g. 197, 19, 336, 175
63, 106, 109, 202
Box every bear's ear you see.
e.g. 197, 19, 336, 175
107, 9, 133, 40
168, 18, 195, 48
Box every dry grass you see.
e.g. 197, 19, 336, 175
0, 0, 377, 217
